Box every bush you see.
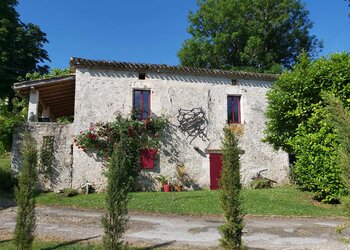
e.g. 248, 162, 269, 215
0, 153, 17, 192
265, 53, 350, 203
250, 178, 274, 189
62, 188, 78, 197
291, 109, 347, 202
0, 97, 27, 153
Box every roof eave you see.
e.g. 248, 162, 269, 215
70, 57, 278, 81
13, 75, 76, 91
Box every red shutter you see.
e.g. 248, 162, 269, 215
140, 148, 158, 169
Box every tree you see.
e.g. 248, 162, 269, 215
14, 132, 38, 249
101, 140, 132, 249
265, 52, 350, 153
178, 0, 321, 72
220, 127, 245, 249
265, 52, 350, 202
0, 0, 49, 100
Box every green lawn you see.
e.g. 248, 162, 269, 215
1, 153, 348, 217
0, 239, 148, 250
0, 239, 102, 250
35, 185, 349, 217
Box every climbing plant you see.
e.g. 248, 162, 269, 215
39, 136, 55, 178
75, 113, 167, 176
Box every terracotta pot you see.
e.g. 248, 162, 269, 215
163, 184, 170, 192
174, 184, 183, 192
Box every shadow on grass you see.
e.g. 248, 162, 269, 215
0, 195, 16, 209
41, 235, 101, 250
0, 239, 12, 244
140, 240, 177, 249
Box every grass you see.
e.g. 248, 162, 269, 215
1, 153, 348, 217
0, 239, 103, 250
0, 239, 150, 250
35, 185, 349, 217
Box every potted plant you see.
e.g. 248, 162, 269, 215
172, 165, 188, 191
171, 178, 183, 192
155, 175, 170, 192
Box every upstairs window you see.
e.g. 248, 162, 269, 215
133, 90, 151, 120
227, 96, 241, 123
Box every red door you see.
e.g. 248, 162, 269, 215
209, 153, 223, 190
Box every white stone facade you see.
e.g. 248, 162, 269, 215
71, 68, 289, 190
12, 123, 74, 191
12, 64, 289, 191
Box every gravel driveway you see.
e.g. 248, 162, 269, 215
0, 205, 349, 249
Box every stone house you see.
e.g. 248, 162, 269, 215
12, 57, 289, 191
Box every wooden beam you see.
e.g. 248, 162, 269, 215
41, 91, 75, 98
41, 94, 75, 103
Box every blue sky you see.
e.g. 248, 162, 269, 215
17, 0, 350, 69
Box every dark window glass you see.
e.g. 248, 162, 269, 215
133, 90, 150, 120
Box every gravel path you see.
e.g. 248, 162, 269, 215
0, 205, 349, 249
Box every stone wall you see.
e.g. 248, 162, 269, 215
72, 68, 289, 190
12, 122, 74, 191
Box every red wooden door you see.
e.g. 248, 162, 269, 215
209, 153, 223, 190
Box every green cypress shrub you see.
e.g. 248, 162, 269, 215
14, 132, 38, 250
219, 127, 245, 249
325, 94, 350, 190
101, 140, 132, 249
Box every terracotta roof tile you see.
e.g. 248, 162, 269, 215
70, 57, 277, 81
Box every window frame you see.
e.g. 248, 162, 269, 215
133, 89, 151, 120
227, 95, 241, 124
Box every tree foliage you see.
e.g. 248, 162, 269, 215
265, 52, 350, 202
220, 127, 245, 249
24, 68, 71, 81
178, 0, 321, 72
265, 52, 350, 153
0, 0, 49, 99
0, 96, 27, 154
14, 132, 38, 250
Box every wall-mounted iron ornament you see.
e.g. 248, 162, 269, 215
177, 107, 209, 143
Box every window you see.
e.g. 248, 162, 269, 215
133, 90, 151, 120
138, 73, 146, 80
227, 96, 241, 123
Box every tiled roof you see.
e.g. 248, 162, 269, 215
70, 57, 277, 81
